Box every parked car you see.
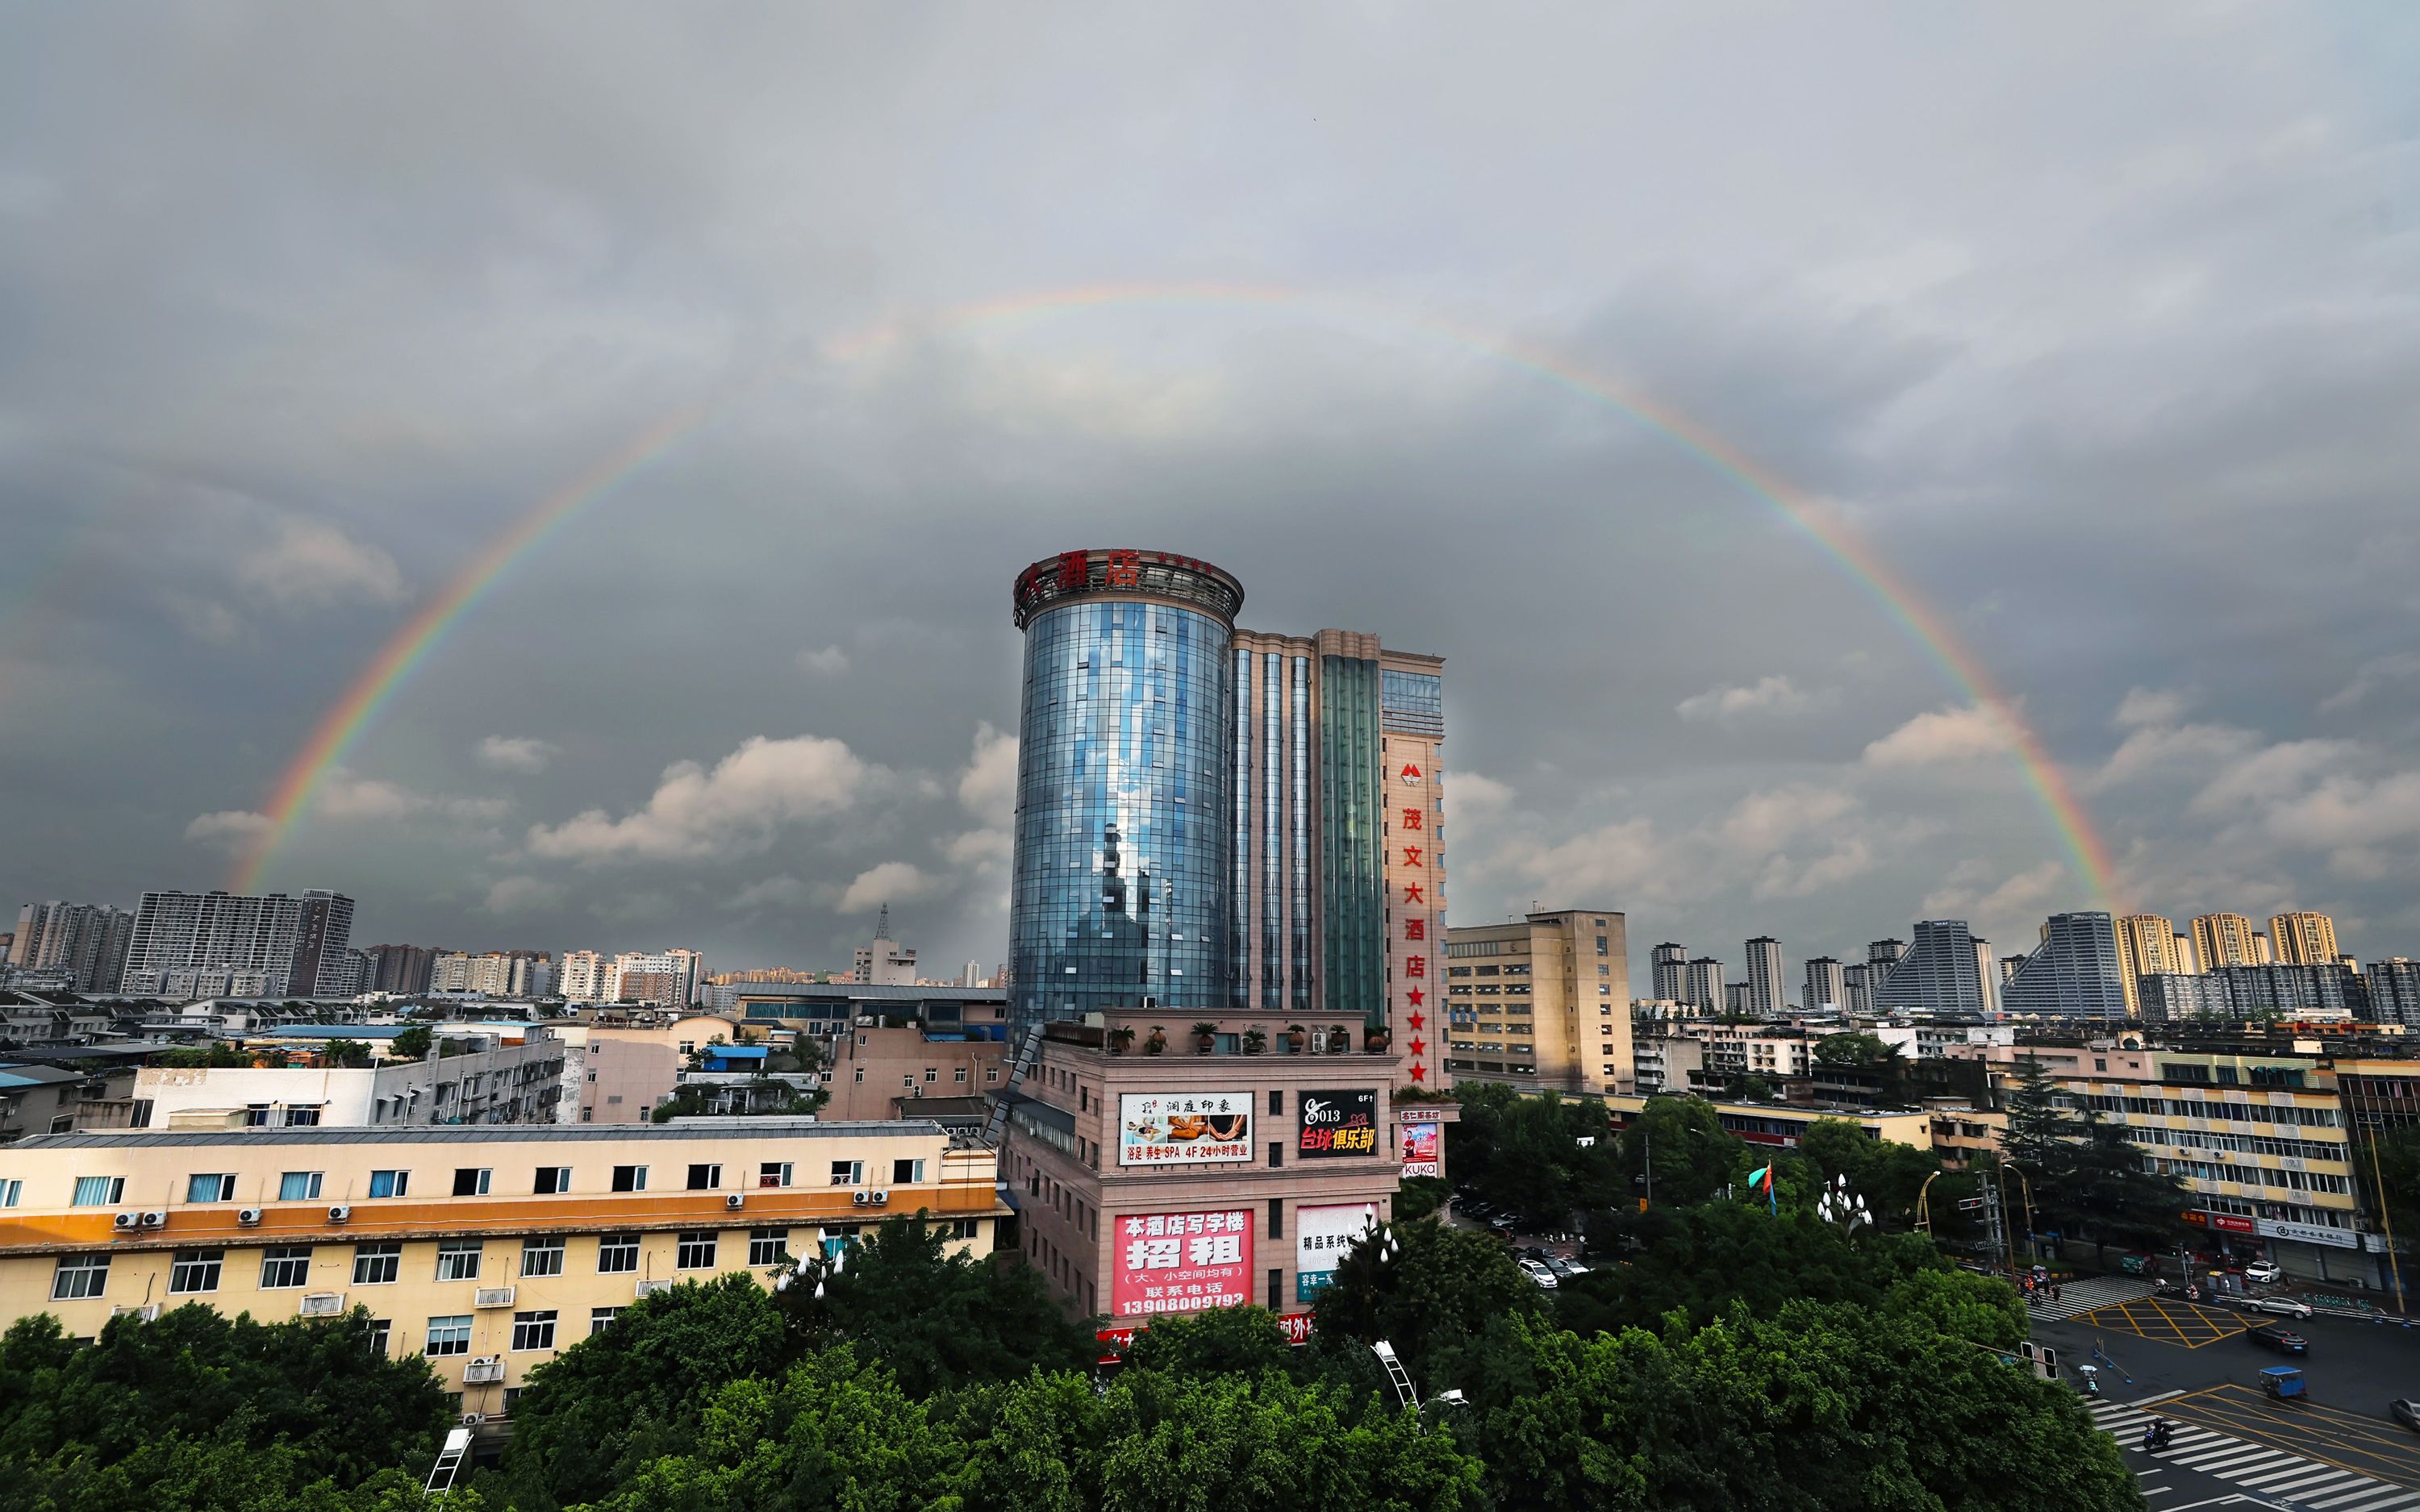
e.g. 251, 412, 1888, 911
2245, 1260, 2283, 1285
2247, 1324, 2307, 1355
2390, 1399, 2420, 1431
2247, 1295, 2314, 1318
1546, 1256, 1591, 1279
1518, 1259, 1558, 1290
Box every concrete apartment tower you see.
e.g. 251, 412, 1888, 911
2268, 912, 2340, 967
1743, 936, 1784, 1018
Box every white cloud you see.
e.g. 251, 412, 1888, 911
477, 735, 560, 774
2321, 654, 2420, 714
2189, 739, 2359, 818
2087, 719, 2255, 793
1862, 704, 2006, 768
2113, 687, 2193, 728
1714, 784, 1857, 853
526, 734, 870, 862
942, 827, 1012, 867
482, 875, 561, 913
236, 518, 406, 612
958, 723, 1018, 818
167, 595, 246, 646
725, 874, 810, 911
1676, 674, 1811, 722
315, 770, 509, 826
1444, 773, 1515, 826
795, 644, 850, 676
1753, 837, 1877, 899
837, 860, 943, 914
184, 809, 273, 849
1511, 818, 1682, 906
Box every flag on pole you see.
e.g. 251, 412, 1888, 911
1747, 1164, 1776, 1214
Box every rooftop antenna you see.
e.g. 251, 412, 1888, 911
874, 902, 891, 940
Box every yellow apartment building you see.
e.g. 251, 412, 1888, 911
0, 1119, 1005, 1418
1443, 910, 1634, 1096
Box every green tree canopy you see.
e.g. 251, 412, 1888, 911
1815, 1031, 1891, 1065
1613, 1094, 1747, 1210
1308, 1213, 1546, 1389
389, 1024, 432, 1060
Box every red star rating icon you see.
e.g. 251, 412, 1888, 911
1408, 1064, 1427, 1081
1407, 1011, 1425, 1030
1408, 1038, 1426, 1056
1404, 987, 1424, 1006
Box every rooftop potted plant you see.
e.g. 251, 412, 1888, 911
1144, 1025, 1166, 1056
1326, 1024, 1351, 1054
1191, 1022, 1218, 1055
1107, 1025, 1137, 1055
1283, 1023, 1307, 1053
1364, 1024, 1392, 1053
1241, 1027, 1268, 1056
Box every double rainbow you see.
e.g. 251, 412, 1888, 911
229, 281, 2119, 910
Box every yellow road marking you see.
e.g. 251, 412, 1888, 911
2152, 1384, 2420, 1489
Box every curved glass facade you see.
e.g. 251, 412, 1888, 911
1012, 598, 1232, 1024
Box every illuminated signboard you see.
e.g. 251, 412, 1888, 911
1297, 1089, 1379, 1156
1296, 1201, 1379, 1302
1400, 1117, 1441, 1177
1118, 1091, 1253, 1166
1109, 1208, 1254, 1318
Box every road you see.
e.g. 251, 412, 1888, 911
2035, 1297, 2420, 1510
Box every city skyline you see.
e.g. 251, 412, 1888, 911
6, 10, 2419, 977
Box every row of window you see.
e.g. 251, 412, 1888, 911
2079, 1095, 2343, 1128
2154, 1160, 2353, 1195
40, 1156, 931, 1211
49, 1229, 804, 1302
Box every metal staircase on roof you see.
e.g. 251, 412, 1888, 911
981, 1022, 1047, 1147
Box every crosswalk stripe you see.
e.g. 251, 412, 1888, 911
2242, 1467, 2364, 1495
2184, 1447, 2294, 1474
2171, 1444, 2273, 1470
2308, 1481, 2416, 1510
2153, 1435, 2238, 1460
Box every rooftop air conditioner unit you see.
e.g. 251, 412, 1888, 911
137, 1210, 168, 1229
851, 1189, 870, 1206
297, 1292, 344, 1317
634, 1278, 674, 1298
236, 1208, 263, 1226
112, 1211, 141, 1231
111, 1304, 161, 1322
724, 1193, 745, 1210
327, 1205, 352, 1223
473, 1285, 515, 1308
462, 1356, 506, 1384
460, 1412, 487, 1427
870, 1189, 888, 1206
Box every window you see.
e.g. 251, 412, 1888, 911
518, 1235, 565, 1278
924, 1068, 938, 1083
453, 1168, 492, 1197
279, 1172, 323, 1202
510, 1310, 557, 1352
368, 1169, 410, 1198
285, 1105, 322, 1127
891, 1158, 924, 1185
947, 1218, 978, 1240
186, 1173, 236, 1204
435, 1240, 482, 1281
245, 1105, 271, 1127
425, 1315, 472, 1356
953, 1067, 968, 1084
675, 1231, 717, 1269
611, 1165, 647, 1193
259, 1246, 313, 1289
71, 1175, 125, 1207
169, 1249, 223, 1293
1267, 1089, 1283, 1115
353, 1241, 402, 1285
51, 1254, 109, 1300
1268, 1143, 1283, 1168
828, 1160, 862, 1187
852, 1068, 864, 1083
367, 1318, 392, 1354
596, 1233, 640, 1273
533, 1166, 571, 1195
757, 1162, 793, 1189
590, 1307, 620, 1335
748, 1228, 791, 1265
686, 1164, 722, 1191
0, 1179, 19, 1208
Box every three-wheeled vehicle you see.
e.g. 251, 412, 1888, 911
2259, 1366, 2307, 1402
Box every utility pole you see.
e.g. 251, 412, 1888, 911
1981, 1175, 2009, 1281
1643, 1128, 1653, 1210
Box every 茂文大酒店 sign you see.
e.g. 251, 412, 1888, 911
1111, 1208, 1254, 1317
1119, 1091, 1253, 1166
1297, 1089, 1378, 1156
1296, 1201, 1379, 1302
1400, 1117, 1441, 1177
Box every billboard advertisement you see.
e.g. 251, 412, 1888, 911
1110, 1208, 1254, 1318
1400, 1116, 1441, 1177
1118, 1091, 1253, 1166
1296, 1201, 1379, 1302
1296, 1089, 1379, 1157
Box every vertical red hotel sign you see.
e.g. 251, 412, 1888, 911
1398, 760, 1433, 1085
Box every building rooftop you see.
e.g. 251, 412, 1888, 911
6, 1118, 941, 1150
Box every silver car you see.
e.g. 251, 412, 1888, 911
1518, 1258, 1558, 1290
2246, 1294, 2314, 1318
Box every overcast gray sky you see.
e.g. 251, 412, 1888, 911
3, 6, 2417, 985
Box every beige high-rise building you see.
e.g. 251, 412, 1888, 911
1442, 910, 1630, 1096
2173, 932, 2197, 975
2113, 914, 2189, 1016
2192, 914, 2266, 972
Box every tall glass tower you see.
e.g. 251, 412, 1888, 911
1010, 550, 1243, 1029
